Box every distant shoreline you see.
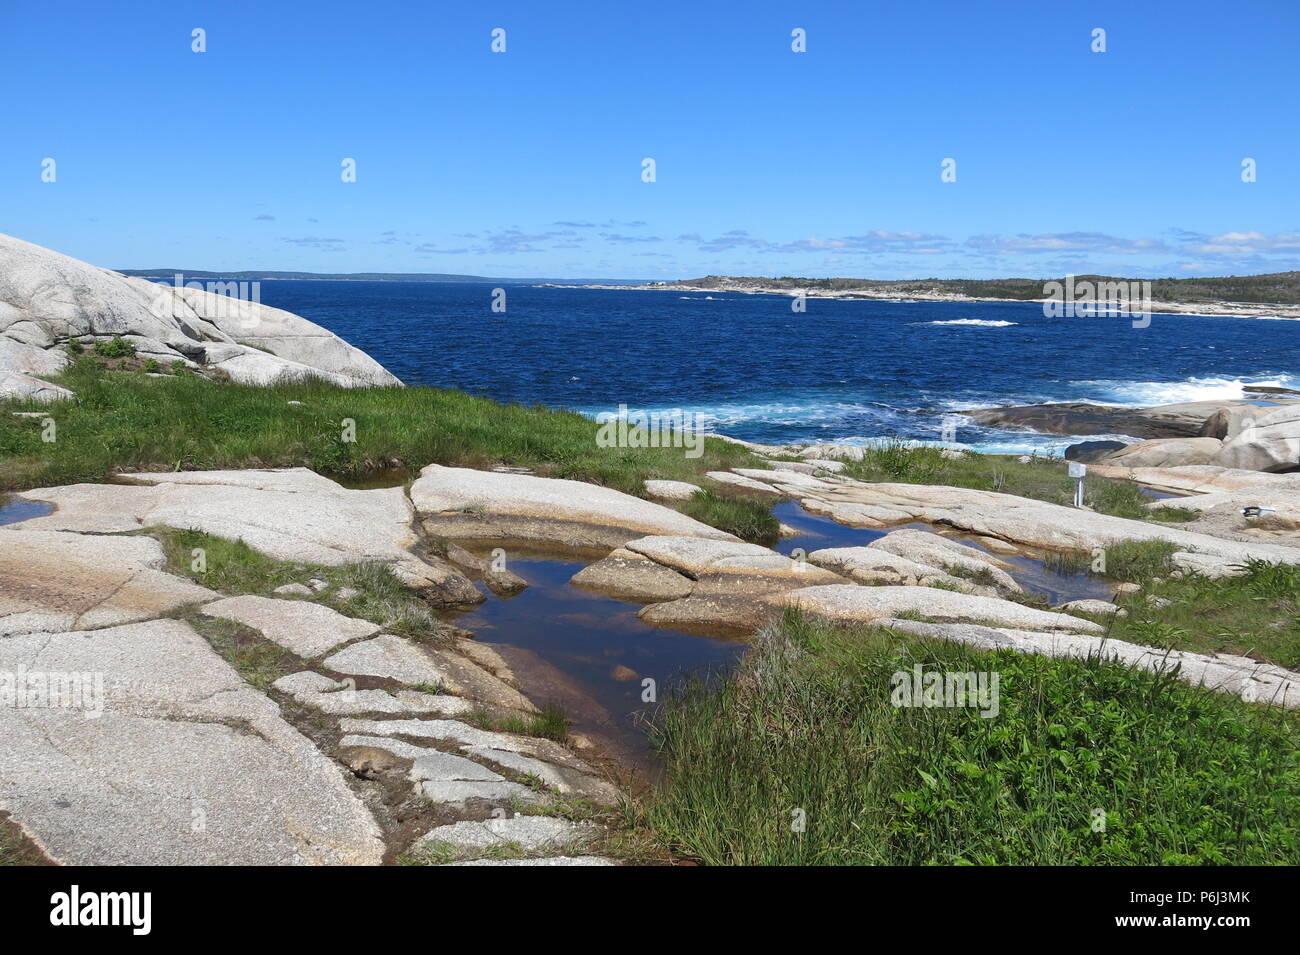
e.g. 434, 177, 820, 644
540, 281, 1300, 320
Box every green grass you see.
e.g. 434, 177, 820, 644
190, 616, 292, 689
466, 702, 570, 742
1040, 538, 1180, 584
677, 489, 779, 543
840, 441, 1199, 523
0, 817, 42, 866
0, 361, 757, 500
636, 610, 1300, 865
399, 839, 532, 866
1108, 558, 1300, 668
92, 336, 136, 358
153, 527, 450, 642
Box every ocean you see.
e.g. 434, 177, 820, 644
254, 281, 1300, 454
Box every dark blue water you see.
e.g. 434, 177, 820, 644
253, 281, 1300, 454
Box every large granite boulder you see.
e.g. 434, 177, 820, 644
1096, 436, 1223, 468
1215, 405, 1300, 473
0, 233, 401, 398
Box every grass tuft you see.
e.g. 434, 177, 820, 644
637, 610, 1300, 865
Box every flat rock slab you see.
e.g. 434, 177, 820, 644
788, 480, 1300, 574
0, 619, 383, 865
1087, 464, 1300, 496
773, 584, 1103, 634
0, 529, 217, 635
868, 529, 1021, 592
570, 549, 695, 603
887, 618, 1300, 709
449, 855, 617, 866
202, 595, 379, 658
463, 746, 622, 804
707, 471, 783, 497
272, 671, 474, 716
323, 634, 450, 686
336, 733, 542, 806
339, 718, 576, 768
12, 470, 479, 600
807, 546, 972, 590
411, 464, 737, 548
414, 816, 598, 855
322, 635, 536, 711
643, 479, 701, 501
1058, 598, 1124, 615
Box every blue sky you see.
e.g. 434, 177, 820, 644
3, 0, 1298, 278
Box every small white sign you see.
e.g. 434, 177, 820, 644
1068, 462, 1087, 478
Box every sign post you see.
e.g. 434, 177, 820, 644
1068, 461, 1086, 507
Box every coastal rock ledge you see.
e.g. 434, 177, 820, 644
0, 233, 403, 400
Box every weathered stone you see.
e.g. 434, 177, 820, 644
323, 635, 535, 711
638, 594, 775, 635
411, 464, 736, 548
643, 479, 702, 501
338, 718, 573, 765
804, 458, 847, 473
570, 549, 694, 602
1087, 464, 1300, 496
448, 855, 617, 866
0, 619, 384, 865
788, 480, 1300, 575
796, 443, 866, 462
463, 746, 621, 804
1057, 598, 1125, 617
322, 634, 451, 687
1216, 405, 1300, 472
202, 595, 379, 658
12, 470, 480, 601
868, 529, 1021, 592
1098, 437, 1224, 468
443, 542, 527, 597
271, 671, 473, 716
1064, 440, 1128, 463
773, 584, 1102, 633
885, 618, 1300, 708
962, 399, 1286, 440
807, 546, 972, 590
0, 529, 217, 635
706, 471, 783, 497
0, 233, 402, 399
414, 816, 598, 855
273, 583, 314, 597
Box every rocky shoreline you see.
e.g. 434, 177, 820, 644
7, 451, 1300, 864
542, 278, 1300, 320
6, 234, 1300, 866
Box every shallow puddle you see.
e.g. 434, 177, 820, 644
450, 554, 745, 773
771, 498, 888, 553
0, 497, 53, 526
773, 499, 1114, 604
443, 500, 1121, 774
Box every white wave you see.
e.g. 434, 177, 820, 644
1072, 375, 1300, 406
912, 319, 1019, 327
